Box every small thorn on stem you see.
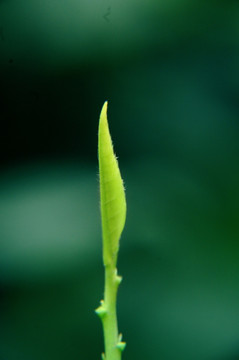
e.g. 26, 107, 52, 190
116, 341, 126, 352
95, 300, 107, 319
116, 275, 122, 285
117, 333, 126, 351
115, 269, 122, 285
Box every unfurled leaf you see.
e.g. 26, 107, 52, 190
98, 101, 126, 266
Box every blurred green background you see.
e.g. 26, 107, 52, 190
1, 0, 239, 359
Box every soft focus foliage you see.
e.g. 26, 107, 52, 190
1, 1, 239, 359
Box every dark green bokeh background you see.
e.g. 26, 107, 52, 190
1, 1, 239, 359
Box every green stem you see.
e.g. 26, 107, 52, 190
102, 264, 122, 360
96, 261, 125, 360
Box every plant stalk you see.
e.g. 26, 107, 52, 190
101, 263, 122, 360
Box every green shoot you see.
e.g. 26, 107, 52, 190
95, 101, 127, 360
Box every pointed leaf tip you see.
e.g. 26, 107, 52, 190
99, 101, 108, 124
